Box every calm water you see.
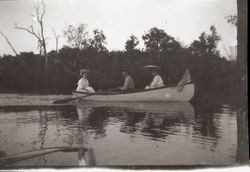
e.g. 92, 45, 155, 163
0, 95, 248, 168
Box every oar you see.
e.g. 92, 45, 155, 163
53, 94, 92, 104
0, 147, 84, 166
53, 87, 119, 104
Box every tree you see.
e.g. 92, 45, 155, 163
52, 28, 61, 53
207, 26, 221, 54
225, 15, 238, 26
189, 26, 221, 56
125, 35, 139, 51
224, 15, 237, 61
237, 0, 247, 106
89, 29, 108, 52
237, 0, 247, 75
142, 27, 181, 53
0, 30, 18, 56
63, 24, 89, 49
235, 0, 248, 164
15, 0, 48, 72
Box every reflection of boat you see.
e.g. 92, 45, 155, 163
76, 101, 194, 119
73, 69, 194, 102
76, 101, 195, 139
76, 107, 94, 121
78, 147, 96, 166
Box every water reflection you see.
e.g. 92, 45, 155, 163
78, 147, 96, 166
111, 102, 195, 141
236, 108, 249, 163
0, 100, 248, 167
76, 107, 107, 140
193, 102, 221, 138
38, 111, 49, 149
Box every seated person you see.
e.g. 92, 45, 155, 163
76, 69, 95, 93
118, 70, 135, 91
145, 69, 165, 89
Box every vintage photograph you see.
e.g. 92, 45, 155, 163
0, 0, 248, 169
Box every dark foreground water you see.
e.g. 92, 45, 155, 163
0, 96, 248, 168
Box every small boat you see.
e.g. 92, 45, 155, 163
73, 69, 194, 102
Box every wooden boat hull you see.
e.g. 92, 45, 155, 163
72, 84, 194, 102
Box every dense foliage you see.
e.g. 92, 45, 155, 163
0, 26, 240, 101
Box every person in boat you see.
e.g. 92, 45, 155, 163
145, 69, 165, 89
117, 70, 135, 91
76, 69, 95, 93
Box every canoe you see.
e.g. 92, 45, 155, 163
73, 83, 194, 102
73, 69, 194, 102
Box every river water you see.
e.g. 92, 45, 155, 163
0, 94, 248, 168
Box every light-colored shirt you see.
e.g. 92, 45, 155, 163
150, 74, 164, 88
77, 78, 89, 90
120, 75, 135, 90
76, 78, 95, 92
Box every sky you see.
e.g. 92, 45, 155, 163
0, 0, 237, 58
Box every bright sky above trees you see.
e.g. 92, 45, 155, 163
0, 0, 237, 58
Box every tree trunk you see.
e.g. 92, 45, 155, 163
236, 109, 249, 164
236, 0, 248, 164
237, 0, 247, 105
44, 54, 49, 73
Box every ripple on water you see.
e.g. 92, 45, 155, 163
0, 100, 243, 167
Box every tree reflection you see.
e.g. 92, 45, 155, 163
86, 107, 108, 138
236, 108, 249, 164
140, 112, 188, 139
192, 102, 220, 138
0, 151, 7, 167
191, 102, 220, 151
38, 110, 49, 149
120, 112, 145, 133
37, 110, 49, 166
55, 106, 109, 146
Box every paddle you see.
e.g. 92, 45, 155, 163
0, 147, 85, 166
53, 94, 92, 104
53, 87, 121, 104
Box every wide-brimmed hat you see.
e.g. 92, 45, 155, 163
80, 69, 90, 75
142, 65, 160, 72
142, 65, 160, 69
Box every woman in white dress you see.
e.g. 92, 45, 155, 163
76, 69, 95, 93
145, 69, 165, 89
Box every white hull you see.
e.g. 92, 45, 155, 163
72, 84, 194, 102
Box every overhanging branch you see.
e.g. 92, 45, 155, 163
15, 24, 43, 46
0, 30, 19, 55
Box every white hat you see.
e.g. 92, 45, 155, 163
80, 69, 90, 75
